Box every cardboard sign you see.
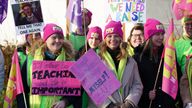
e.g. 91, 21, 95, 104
32, 61, 81, 96
11, 0, 44, 35
70, 49, 121, 105
106, 0, 146, 23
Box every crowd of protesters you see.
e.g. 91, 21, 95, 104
0, 7, 192, 108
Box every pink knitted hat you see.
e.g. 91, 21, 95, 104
104, 20, 123, 39
87, 26, 102, 41
43, 23, 64, 41
82, 8, 92, 21
144, 18, 165, 40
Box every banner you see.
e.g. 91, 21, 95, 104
70, 49, 121, 105
172, 0, 192, 20
11, 0, 44, 35
32, 61, 81, 96
66, 0, 82, 29
3, 50, 24, 108
162, 19, 178, 99
0, 0, 8, 23
106, 0, 146, 23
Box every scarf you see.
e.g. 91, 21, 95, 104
102, 50, 127, 94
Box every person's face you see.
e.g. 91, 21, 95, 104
33, 34, 41, 41
88, 34, 101, 49
105, 34, 122, 50
151, 32, 164, 48
46, 33, 64, 54
23, 6, 32, 16
184, 21, 192, 38
82, 13, 91, 27
26, 34, 33, 46
130, 30, 144, 48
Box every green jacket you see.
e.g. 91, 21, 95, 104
175, 35, 192, 73
17, 50, 27, 69
68, 33, 86, 51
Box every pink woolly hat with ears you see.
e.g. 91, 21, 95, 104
82, 8, 92, 21
43, 23, 64, 42
104, 20, 123, 39
87, 26, 102, 41
144, 18, 165, 40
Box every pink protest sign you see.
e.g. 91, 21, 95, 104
32, 61, 81, 96
70, 49, 121, 105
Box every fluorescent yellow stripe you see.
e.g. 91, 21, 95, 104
175, 0, 181, 3
187, 0, 192, 3
3, 63, 16, 107
102, 51, 127, 94
187, 58, 192, 97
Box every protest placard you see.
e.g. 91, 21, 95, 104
11, 0, 44, 35
70, 49, 121, 105
106, 0, 146, 23
32, 61, 81, 96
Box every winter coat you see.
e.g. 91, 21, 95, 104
69, 33, 86, 51
134, 45, 181, 108
88, 50, 143, 108
175, 35, 192, 73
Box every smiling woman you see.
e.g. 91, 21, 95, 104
88, 20, 143, 108
133, 18, 182, 108
21, 23, 79, 108
128, 24, 144, 48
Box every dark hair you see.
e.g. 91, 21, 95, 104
21, 3, 32, 9
127, 24, 144, 42
139, 38, 163, 63
25, 34, 33, 47
35, 32, 41, 37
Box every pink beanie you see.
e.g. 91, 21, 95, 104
82, 8, 92, 21
144, 18, 165, 40
104, 20, 123, 39
43, 23, 64, 41
87, 26, 102, 41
